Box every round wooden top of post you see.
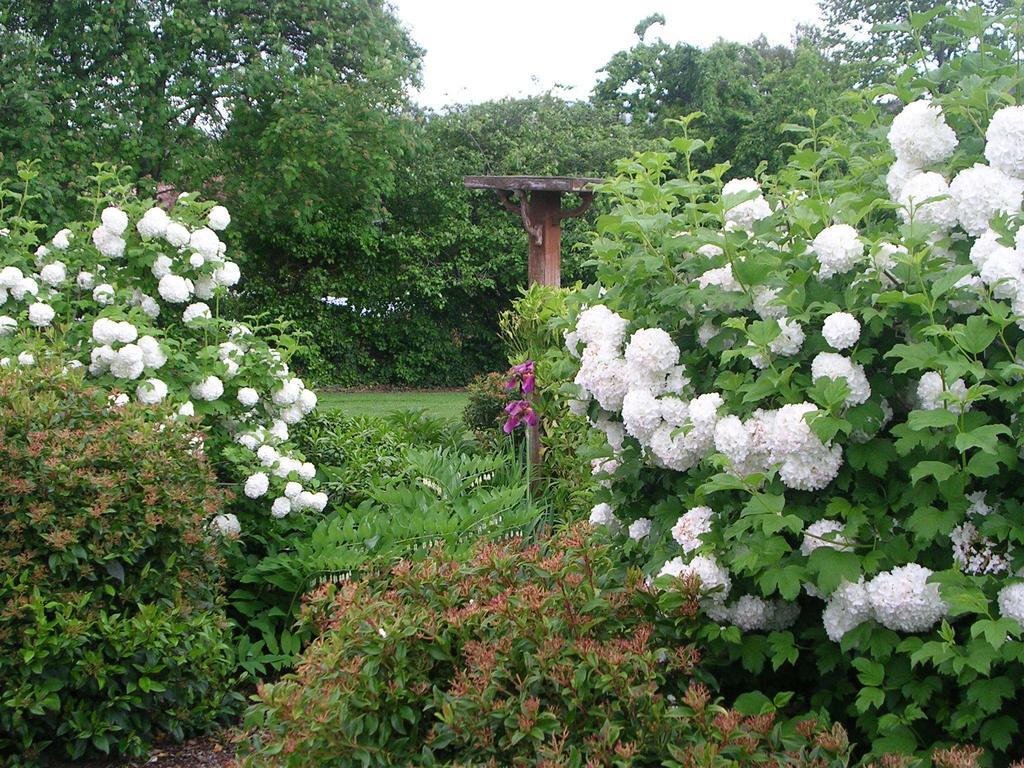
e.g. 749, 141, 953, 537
463, 175, 603, 192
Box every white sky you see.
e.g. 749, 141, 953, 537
391, 0, 823, 111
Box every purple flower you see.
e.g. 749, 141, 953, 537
505, 360, 536, 394
503, 399, 538, 433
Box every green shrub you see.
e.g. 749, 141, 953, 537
559, 6, 1024, 760
238, 525, 852, 767
0, 366, 236, 763
292, 412, 409, 505
462, 371, 513, 433
224, 438, 538, 676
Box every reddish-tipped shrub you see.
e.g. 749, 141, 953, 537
0, 366, 236, 764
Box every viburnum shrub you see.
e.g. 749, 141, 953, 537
559, 7, 1024, 759
238, 524, 851, 767
0, 163, 327, 534
0, 365, 236, 763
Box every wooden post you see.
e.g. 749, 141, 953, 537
463, 176, 602, 489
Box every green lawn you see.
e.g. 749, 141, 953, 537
317, 390, 469, 421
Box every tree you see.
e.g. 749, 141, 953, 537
816, 0, 1016, 83
0, 0, 422, 223
234, 95, 641, 386
592, 21, 847, 177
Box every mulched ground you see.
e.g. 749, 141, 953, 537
58, 736, 235, 768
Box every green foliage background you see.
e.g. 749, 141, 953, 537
1, 0, 854, 386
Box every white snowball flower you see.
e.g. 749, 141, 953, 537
211, 513, 241, 538
237, 387, 259, 407
574, 305, 629, 353
189, 227, 221, 258
17, 351, 35, 366
628, 517, 652, 541
589, 502, 617, 527
140, 295, 160, 319
257, 445, 279, 467
0, 316, 15, 336
110, 392, 129, 407
625, 328, 680, 376
272, 377, 303, 406
0, 266, 23, 289
137, 206, 170, 238
769, 317, 805, 357
730, 595, 771, 632
52, 228, 73, 250
813, 224, 863, 279
27, 302, 55, 328
823, 579, 874, 642
697, 264, 742, 292
985, 105, 1024, 179
208, 205, 231, 230
151, 254, 174, 279
89, 344, 116, 374
92, 226, 125, 258
778, 444, 844, 492
811, 352, 871, 407
298, 463, 316, 482
284, 481, 303, 499
92, 283, 115, 305
177, 401, 195, 418
77, 270, 96, 290
298, 388, 318, 414
887, 100, 958, 168
917, 371, 967, 412
979, 245, 1024, 299
193, 275, 216, 299
165, 221, 191, 248
269, 419, 289, 442
158, 274, 193, 303
671, 506, 714, 554
11, 277, 38, 301
39, 262, 66, 287
866, 564, 947, 633
714, 415, 750, 465
997, 583, 1024, 626
949, 163, 1024, 236
137, 335, 166, 369
621, 389, 662, 443
271, 496, 292, 519
822, 312, 861, 350
100, 206, 129, 235
898, 172, 958, 231
800, 519, 851, 557
189, 252, 205, 269
244, 472, 270, 499
661, 554, 732, 603
722, 178, 772, 231
191, 375, 224, 401
752, 286, 786, 319
114, 321, 138, 344
182, 302, 211, 323
110, 343, 144, 380
136, 378, 168, 404
213, 261, 240, 288
885, 159, 920, 200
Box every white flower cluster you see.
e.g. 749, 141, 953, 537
884, 102, 1024, 325
722, 178, 773, 232
0, 202, 326, 529
951, 493, 1011, 576
823, 565, 948, 642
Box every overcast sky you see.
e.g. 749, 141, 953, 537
390, 0, 823, 111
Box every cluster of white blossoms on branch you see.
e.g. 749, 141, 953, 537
0, 199, 326, 529
573, 97, 1024, 647
824, 565, 948, 642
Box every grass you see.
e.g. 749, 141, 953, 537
317, 389, 469, 421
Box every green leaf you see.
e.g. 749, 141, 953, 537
909, 460, 957, 485
955, 424, 1011, 454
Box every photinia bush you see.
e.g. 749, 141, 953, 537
0, 365, 236, 763
0, 163, 327, 532
560, 7, 1024, 759
238, 525, 851, 767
